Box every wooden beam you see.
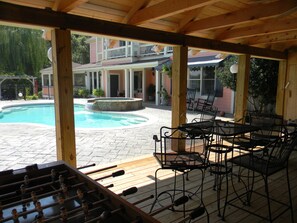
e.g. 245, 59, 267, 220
128, 0, 220, 25
184, 0, 297, 34
0, 1, 287, 60
275, 60, 287, 116
122, 0, 150, 24
241, 30, 297, 46
175, 7, 204, 33
234, 55, 250, 123
171, 46, 188, 152
218, 18, 297, 41
52, 28, 77, 167
52, 0, 88, 12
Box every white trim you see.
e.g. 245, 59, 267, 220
188, 58, 223, 66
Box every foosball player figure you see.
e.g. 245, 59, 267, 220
58, 193, 65, 206
59, 175, 65, 185
61, 183, 69, 198
76, 188, 85, 200
31, 191, 38, 207
11, 208, 19, 223
36, 213, 45, 223
81, 199, 89, 220
51, 169, 59, 188
20, 184, 28, 209
60, 206, 68, 223
24, 175, 30, 187
35, 201, 44, 219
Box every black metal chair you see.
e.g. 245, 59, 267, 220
186, 88, 196, 110
223, 128, 297, 222
150, 126, 210, 221
191, 104, 218, 123
192, 92, 216, 112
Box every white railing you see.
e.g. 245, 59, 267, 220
106, 45, 132, 59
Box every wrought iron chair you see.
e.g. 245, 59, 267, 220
186, 88, 196, 110
192, 91, 216, 112
191, 104, 218, 123
223, 128, 297, 222
150, 126, 210, 221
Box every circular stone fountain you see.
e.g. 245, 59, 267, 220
86, 97, 143, 111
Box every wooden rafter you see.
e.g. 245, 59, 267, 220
175, 7, 205, 33
52, 0, 88, 12
241, 30, 297, 46
184, 0, 297, 34
128, 0, 220, 25
218, 18, 297, 40
0, 1, 287, 60
122, 0, 150, 24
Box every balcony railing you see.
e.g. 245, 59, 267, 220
106, 45, 132, 59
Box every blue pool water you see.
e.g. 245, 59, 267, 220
0, 104, 148, 128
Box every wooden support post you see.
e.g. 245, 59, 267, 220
171, 46, 188, 152
234, 55, 250, 123
52, 29, 77, 167
284, 51, 297, 120
275, 60, 287, 116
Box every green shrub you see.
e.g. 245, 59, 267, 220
78, 88, 90, 98
93, 88, 105, 97
26, 94, 38, 100
38, 91, 43, 98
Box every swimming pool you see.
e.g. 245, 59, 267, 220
0, 103, 149, 128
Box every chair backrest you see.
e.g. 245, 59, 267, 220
186, 88, 196, 101
267, 130, 297, 167
248, 112, 284, 142
205, 91, 216, 106
192, 105, 218, 122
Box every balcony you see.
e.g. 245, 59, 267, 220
106, 45, 132, 59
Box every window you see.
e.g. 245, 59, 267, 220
119, 41, 126, 47
188, 66, 223, 97
43, 74, 52, 86
74, 73, 85, 86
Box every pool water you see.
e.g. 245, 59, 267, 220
0, 104, 148, 128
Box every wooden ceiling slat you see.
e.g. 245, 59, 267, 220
183, 0, 297, 34
52, 0, 88, 12
127, 0, 220, 25
0, 1, 286, 60
218, 17, 297, 40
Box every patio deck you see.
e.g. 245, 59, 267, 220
81, 152, 297, 223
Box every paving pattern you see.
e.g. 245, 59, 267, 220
0, 99, 228, 171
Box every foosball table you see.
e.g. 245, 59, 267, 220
0, 161, 159, 223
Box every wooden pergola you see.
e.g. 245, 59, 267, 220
0, 0, 296, 167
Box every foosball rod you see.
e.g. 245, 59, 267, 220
1, 189, 98, 222
176, 207, 206, 223
43, 197, 110, 222
150, 196, 189, 216
77, 163, 96, 170
82, 165, 118, 175
84, 207, 124, 223
93, 169, 125, 181
2, 182, 85, 209
0, 175, 76, 201
132, 195, 154, 206
0, 170, 68, 190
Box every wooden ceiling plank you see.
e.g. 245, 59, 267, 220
241, 30, 297, 46
128, 0, 220, 25
184, 0, 297, 34
122, 0, 151, 24
0, 1, 286, 60
53, 0, 89, 13
175, 7, 205, 33
218, 18, 297, 40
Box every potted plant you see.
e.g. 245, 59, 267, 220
159, 87, 170, 105
93, 88, 105, 97
147, 84, 155, 101
162, 64, 172, 78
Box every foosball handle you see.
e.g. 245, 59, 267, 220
121, 187, 138, 196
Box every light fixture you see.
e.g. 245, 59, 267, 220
230, 63, 238, 74
47, 47, 52, 62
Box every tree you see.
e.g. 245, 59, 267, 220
71, 34, 90, 64
0, 26, 49, 77
216, 56, 279, 113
